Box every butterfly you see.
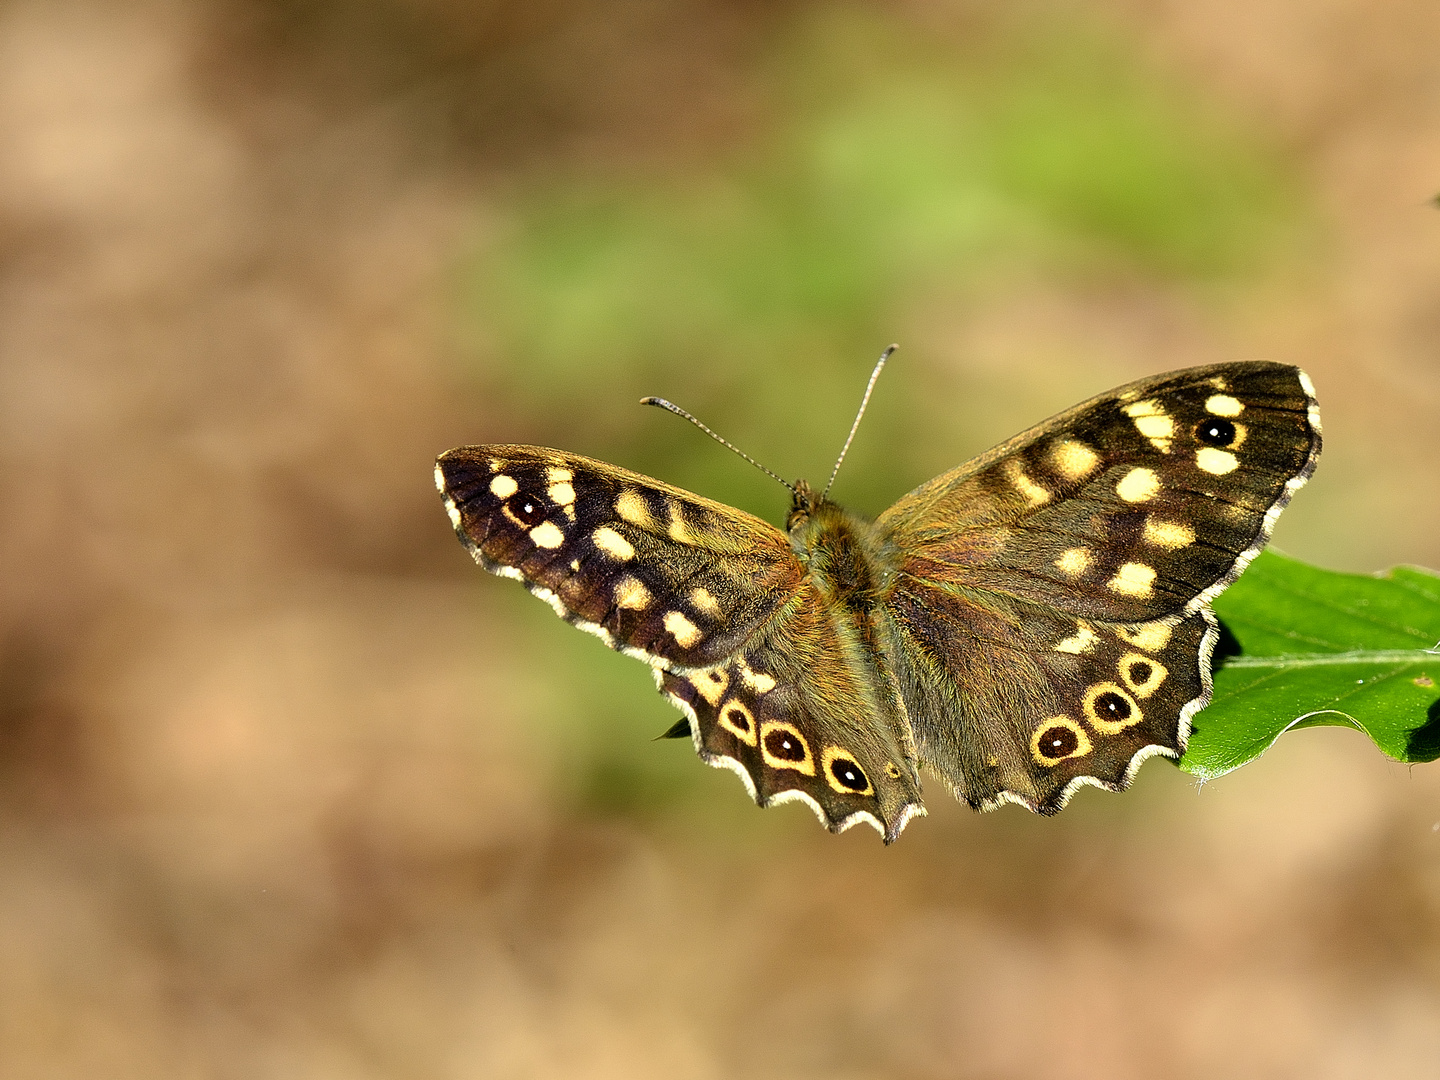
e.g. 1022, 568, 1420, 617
436, 359, 1321, 841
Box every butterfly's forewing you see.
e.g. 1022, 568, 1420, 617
437, 445, 923, 837
438, 445, 804, 668
877, 361, 1319, 811
880, 362, 1321, 623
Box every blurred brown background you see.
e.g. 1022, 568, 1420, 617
1, 1, 1438, 1077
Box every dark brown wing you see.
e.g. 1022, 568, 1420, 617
437, 445, 803, 669
876, 362, 1319, 810
879, 362, 1321, 623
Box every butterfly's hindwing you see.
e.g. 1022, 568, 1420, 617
437, 445, 804, 668
659, 587, 924, 840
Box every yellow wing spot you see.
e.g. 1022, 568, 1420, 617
489, 474, 518, 499
759, 720, 815, 775
547, 481, 576, 506
487, 458, 504, 472
1116, 467, 1161, 503
1116, 622, 1173, 652
717, 698, 758, 746
1030, 717, 1093, 765
690, 587, 721, 618
615, 489, 655, 529
1206, 376, 1230, 390
664, 611, 702, 649
1107, 562, 1156, 598
562, 505, 576, 521
821, 746, 874, 796
1054, 621, 1099, 655
1143, 519, 1195, 549
737, 658, 776, 695
1205, 394, 1244, 417
1055, 547, 1091, 576
529, 521, 565, 549
1119, 652, 1168, 698
1196, 447, 1238, 475
1005, 460, 1051, 507
1084, 683, 1142, 734
689, 667, 730, 707
570, 559, 580, 571
546, 466, 574, 484
1124, 401, 1175, 451
592, 526, 635, 561
614, 576, 652, 611
667, 504, 698, 545
1051, 439, 1100, 480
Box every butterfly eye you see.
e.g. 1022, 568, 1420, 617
1195, 418, 1237, 447
506, 493, 549, 527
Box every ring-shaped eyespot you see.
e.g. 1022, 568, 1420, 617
716, 698, 758, 747
1083, 683, 1143, 735
1031, 717, 1093, 766
504, 492, 549, 528
759, 720, 815, 775
1195, 418, 1237, 447
1118, 653, 1168, 699
821, 746, 873, 796
883, 761, 903, 780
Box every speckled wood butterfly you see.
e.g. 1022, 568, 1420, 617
437, 360, 1320, 841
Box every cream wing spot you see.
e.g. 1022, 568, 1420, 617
614, 576, 652, 611
689, 667, 729, 707
592, 526, 635, 561
1116, 467, 1161, 503
1055, 547, 1091, 576
489, 474, 519, 499
1116, 622, 1173, 652
1196, 447, 1239, 475
1107, 562, 1156, 598
737, 658, 776, 695
1143, 519, 1195, 549
1205, 394, 1244, 417
690, 587, 721, 618
667, 504, 698, 545
1055, 621, 1099, 655
529, 521, 565, 549
615, 489, 655, 529
1005, 460, 1051, 507
664, 611, 702, 649
1051, 439, 1100, 480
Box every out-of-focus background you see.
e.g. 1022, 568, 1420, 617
1, 1, 1438, 1076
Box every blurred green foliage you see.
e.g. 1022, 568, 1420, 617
459, 6, 1308, 822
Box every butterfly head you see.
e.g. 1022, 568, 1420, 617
785, 479, 821, 534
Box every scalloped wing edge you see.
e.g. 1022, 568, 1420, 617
654, 673, 928, 844
441, 464, 928, 842
955, 608, 1220, 815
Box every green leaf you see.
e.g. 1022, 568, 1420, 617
1180, 551, 1440, 781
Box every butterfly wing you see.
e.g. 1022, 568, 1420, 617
880, 362, 1321, 623
876, 361, 1320, 811
437, 445, 924, 837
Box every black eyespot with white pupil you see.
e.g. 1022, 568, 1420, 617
764, 729, 806, 762
507, 494, 548, 526
1038, 724, 1079, 760
1093, 691, 1132, 722
1196, 418, 1237, 447
829, 758, 868, 792
723, 706, 751, 734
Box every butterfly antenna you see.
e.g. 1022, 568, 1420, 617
822, 343, 895, 502
640, 396, 796, 494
